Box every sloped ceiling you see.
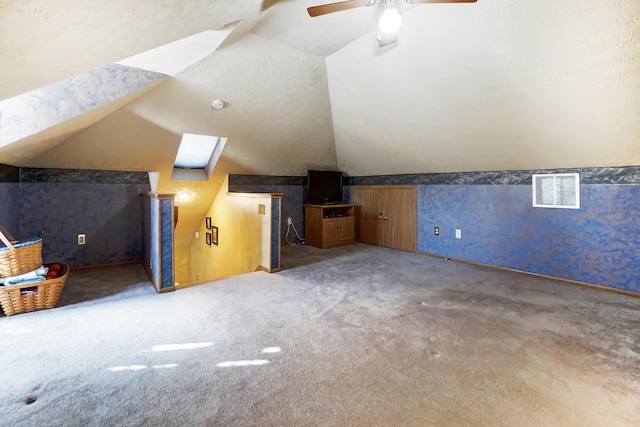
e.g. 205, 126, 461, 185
1, 0, 639, 248
329, 1, 640, 175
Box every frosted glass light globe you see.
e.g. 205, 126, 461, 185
378, 7, 402, 34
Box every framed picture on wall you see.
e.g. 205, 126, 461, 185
212, 226, 218, 245
205, 217, 212, 229
206, 232, 212, 245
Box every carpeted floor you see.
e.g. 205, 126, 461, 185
0, 243, 638, 426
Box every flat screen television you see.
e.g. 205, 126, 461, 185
306, 170, 343, 205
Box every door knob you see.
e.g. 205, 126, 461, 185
382, 215, 388, 220
377, 213, 383, 220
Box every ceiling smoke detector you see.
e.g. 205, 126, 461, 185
211, 99, 225, 110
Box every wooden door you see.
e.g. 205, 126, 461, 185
340, 217, 354, 241
380, 187, 416, 252
322, 218, 340, 244
352, 187, 381, 245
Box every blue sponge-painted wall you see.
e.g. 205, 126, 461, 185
0, 164, 20, 235
13, 168, 149, 267
417, 184, 640, 293
0, 183, 19, 236
224, 168, 640, 293
19, 182, 148, 267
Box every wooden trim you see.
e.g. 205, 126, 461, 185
226, 192, 284, 198
153, 197, 162, 293
273, 194, 282, 273
255, 265, 272, 273
175, 279, 211, 289
169, 197, 176, 292
148, 192, 176, 200
417, 251, 640, 299
305, 203, 356, 208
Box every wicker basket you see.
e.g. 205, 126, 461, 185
0, 228, 43, 278
0, 263, 69, 316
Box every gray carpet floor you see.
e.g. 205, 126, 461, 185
0, 243, 638, 426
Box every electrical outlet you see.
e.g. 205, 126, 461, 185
78, 234, 86, 245
455, 229, 462, 239
287, 217, 292, 225
258, 204, 265, 215
434, 226, 440, 236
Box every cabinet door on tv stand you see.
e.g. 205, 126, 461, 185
339, 217, 354, 242
322, 218, 340, 244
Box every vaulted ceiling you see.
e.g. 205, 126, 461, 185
1, 0, 639, 247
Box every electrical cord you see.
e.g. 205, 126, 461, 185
285, 219, 305, 245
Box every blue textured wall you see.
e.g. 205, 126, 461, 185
271, 197, 281, 270
149, 198, 160, 286
417, 184, 640, 292
19, 182, 148, 267
15, 168, 149, 267
0, 183, 19, 236
159, 198, 174, 289
0, 64, 168, 146
230, 170, 640, 293
0, 164, 20, 237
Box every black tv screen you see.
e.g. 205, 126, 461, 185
306, 170, 343, 205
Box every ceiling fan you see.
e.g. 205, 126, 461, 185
308, 0, 477, 46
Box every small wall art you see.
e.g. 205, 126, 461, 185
212, 226, 218, 245
205, 217, 212, 229
206, 232, 212, 245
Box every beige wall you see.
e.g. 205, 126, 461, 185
174, 239, 192, 286
190, 176, 273, 283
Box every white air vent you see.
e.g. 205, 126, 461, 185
532, 173, 580, 209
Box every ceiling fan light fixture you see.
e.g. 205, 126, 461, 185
378, 4, 402, 34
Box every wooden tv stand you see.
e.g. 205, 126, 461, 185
304, 204, 355, 249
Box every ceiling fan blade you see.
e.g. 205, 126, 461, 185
408, 0, 477, 3
308, 0, 372, 17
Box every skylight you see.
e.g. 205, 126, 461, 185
174, 133, 219, 169
171, 133, 227, 181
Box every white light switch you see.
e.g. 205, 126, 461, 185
455, 229, 462, 239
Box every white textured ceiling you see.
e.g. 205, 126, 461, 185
0, 0, 263, 99
1, 0, 639, 246
328, 0, 640, 174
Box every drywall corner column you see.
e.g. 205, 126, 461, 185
146, 193, 175, 293
259, 193, 282, 272
270, 195, 282, 272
